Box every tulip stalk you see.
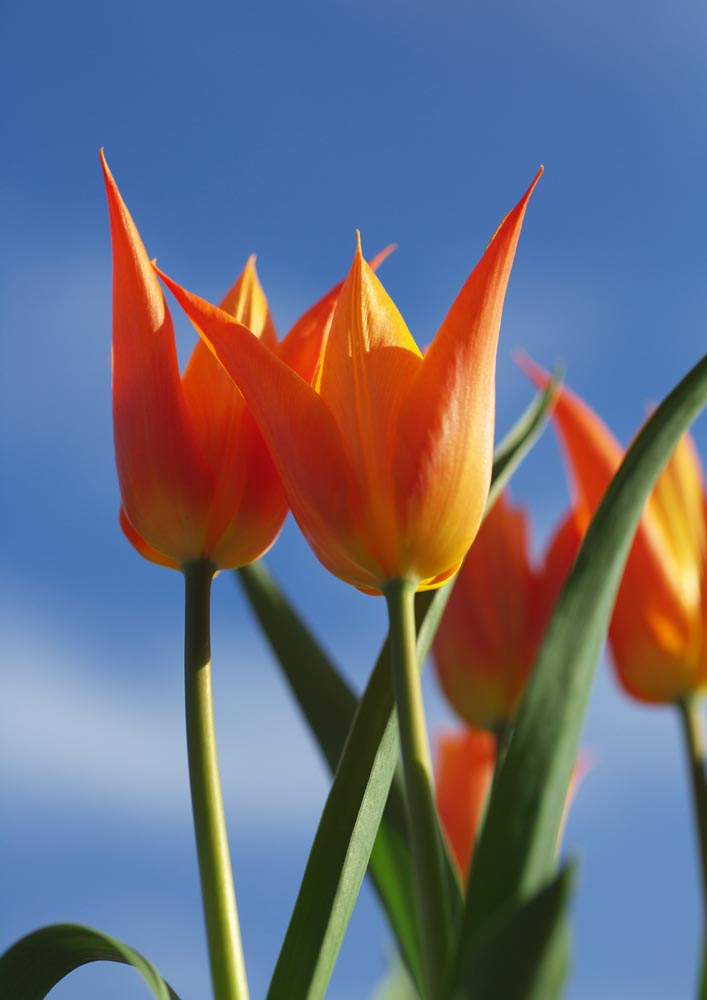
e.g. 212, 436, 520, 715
184, 561, 250, 1000
678, 695, 707, 1000
385, 578, 453, 1000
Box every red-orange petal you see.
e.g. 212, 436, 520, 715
119, 508, 180, 570
394, 170, 542, 586
435, 728, 496, 879
179, 258, 287, 563
433, 492, 533, 730
101, 152, 212, 564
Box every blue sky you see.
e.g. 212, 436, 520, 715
3, 1, 707, 997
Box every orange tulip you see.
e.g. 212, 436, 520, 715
156, 171, 542, 594
523, 357, 707, 703
102, 151, 357, 570
433, 491, 582, 731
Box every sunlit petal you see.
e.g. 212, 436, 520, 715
101, 151, 212, 563
394, 170, 542, 585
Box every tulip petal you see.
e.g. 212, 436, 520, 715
433, 492, 533, 731
101, 152, 212, 563
649, 431, 706, 612
180, 258, 287, 560
156, 268, 384, 590
316, 235, 423, 576
523, 358, 702, 702
278, 245, 396, 385
394, 170, 542, 585
119, 508, 180, 570
518, 354, 623, 524
218, 255, 279, 349
435, 729, 496, 879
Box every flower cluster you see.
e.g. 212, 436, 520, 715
90, 151, 707, 1000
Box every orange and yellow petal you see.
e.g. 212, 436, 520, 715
218, 255, 278, 349
393, 171, 542, 586
316, 235, 423, 577
101, 152, 212, 564
525, 359, 705, 703
278, 245, 396, 385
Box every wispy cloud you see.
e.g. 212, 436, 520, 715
1, 601, 331, 834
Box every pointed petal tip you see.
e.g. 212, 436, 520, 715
368, 243, 396, 270
522, 165, 544, 203
514, 350, 552, 389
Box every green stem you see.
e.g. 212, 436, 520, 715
184, 561, 250, 1000
385, 579, 453, 1000
678, 696, 707, 1000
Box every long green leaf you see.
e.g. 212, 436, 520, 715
451, 866, 574, 1000
0, 923, 181, 1000
239, 379, 558, 1000
263, 598, 453, 999
459, 351, 707, 970
238, 560, 424, 991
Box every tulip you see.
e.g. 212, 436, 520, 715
433, 491, 582, 732
101, 151, 365, 571
156, 170, 542, 594
522, 357, 707, 704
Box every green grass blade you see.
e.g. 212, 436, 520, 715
0, 923, 182, 1000
459, 351, 707, 972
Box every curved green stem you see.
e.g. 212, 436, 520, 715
184, 561, 250, 1000
678, 695, 707, 1000
384, 579, 453, 1000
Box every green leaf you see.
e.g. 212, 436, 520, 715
459, 351, 707, 966
0, 924, 181, 1000
237, 379, 558, 1000
451, 865, 574, 1000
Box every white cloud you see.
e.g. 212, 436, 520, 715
0, 601, 331, 834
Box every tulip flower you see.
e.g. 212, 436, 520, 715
156, 170, 542, 594
522, 357, 707, 705
102, 151, 360, 571
433, 491, 582, 732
